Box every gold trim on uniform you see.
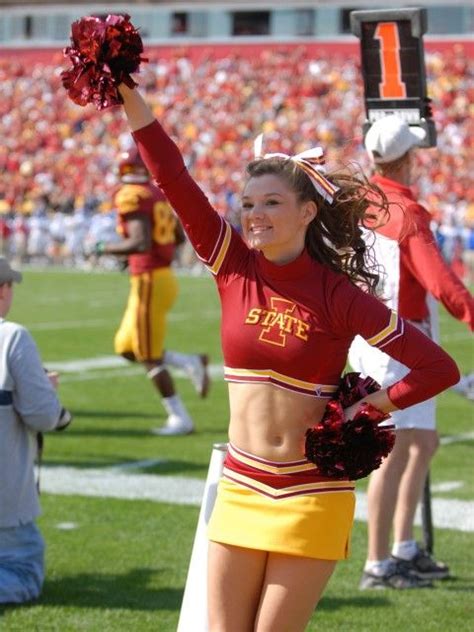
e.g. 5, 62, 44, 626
227, 443, 315, 474
207, 221, 232, 275
366, 310, 398, 346
222, 467, 354, 498
224, 366, 338, 397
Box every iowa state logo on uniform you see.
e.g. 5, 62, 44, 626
244, 297, 309, 347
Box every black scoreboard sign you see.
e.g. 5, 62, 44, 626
350, 8, 436, 147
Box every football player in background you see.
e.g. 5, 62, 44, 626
93, 145, 210, 435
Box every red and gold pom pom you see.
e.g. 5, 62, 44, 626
61, 14, 148, 110
304, 372, 395, 480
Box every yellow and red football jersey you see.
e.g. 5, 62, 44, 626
115, 182, 178, 275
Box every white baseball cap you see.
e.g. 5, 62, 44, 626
365, 115, 426, 164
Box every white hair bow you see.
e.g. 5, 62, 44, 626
253, 134, 339, 205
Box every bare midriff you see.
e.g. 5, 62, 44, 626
227, 382, 329, 462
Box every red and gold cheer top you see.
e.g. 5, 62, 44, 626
115, 181, 177, 275
133, 121, 459, 410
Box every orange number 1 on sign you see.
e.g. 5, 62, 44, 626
374, 22, 407, 99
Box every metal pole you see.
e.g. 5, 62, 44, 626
421, 471, 434, 554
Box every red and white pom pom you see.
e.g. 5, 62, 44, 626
61, 14, 148, 110
304, 372, 395, 480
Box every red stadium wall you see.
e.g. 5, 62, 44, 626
0, 38, 473, 64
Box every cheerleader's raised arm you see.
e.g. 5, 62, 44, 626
119, 84, 248, 277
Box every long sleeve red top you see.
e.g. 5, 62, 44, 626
133, 121, 460, 410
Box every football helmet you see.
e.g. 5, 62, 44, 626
118, 147, 149, 183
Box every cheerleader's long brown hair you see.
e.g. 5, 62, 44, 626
245, 157, 389, 295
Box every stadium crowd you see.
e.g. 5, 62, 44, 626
0, 45, 472, 278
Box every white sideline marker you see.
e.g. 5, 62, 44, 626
45, 355, 225, 384
177, 443, 227, 632
431, 481, 463, 493
40, 464, 474, 532
109, 458, 168, 470
440, 431, 474, 446
27, 309, 220, 332
41, 466, 205, 505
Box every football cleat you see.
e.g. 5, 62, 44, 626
186, 354, 211, 398
151, 414, 194, 436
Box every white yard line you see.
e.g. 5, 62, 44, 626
40, 465, 474, 532
47, 355, 225, 383
55, 365, 224, 383
440, 432, 474, 445
59, 367, 145, 383
30, 319, 112, 331
27, 310, 220, 332
109, 458, 168, 470
20, 265, 208, 277
440, 332, 474, 342
31, 292, 124, 306
353, 492, 473, 532
41, 466, 205, 506
40, 355, 474, 529
430, 481, 464, 493
48, 356, 127, 371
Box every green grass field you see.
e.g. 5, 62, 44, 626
0, 268, 473, 631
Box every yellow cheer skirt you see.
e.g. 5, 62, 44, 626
208, 443, 356, 560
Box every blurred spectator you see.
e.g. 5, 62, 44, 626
26, 208, 49, 265
0, 46, 471, 269
0, 205, 12, 257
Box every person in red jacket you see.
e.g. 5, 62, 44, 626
349, 115, 474, 590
